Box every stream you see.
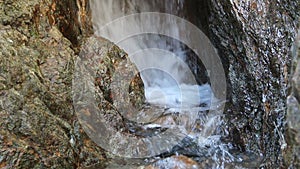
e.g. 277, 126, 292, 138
77, 0, 264, 168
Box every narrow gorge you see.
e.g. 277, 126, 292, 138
0, 0, 299, 168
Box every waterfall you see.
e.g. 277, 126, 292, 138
89, 0, 216, 108
80, 0, 232, 165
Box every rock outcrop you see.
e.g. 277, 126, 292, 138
0, 0, 299, 168
0, 0, 113, 168
285, 27, 300, 168
208, 0, 299, 167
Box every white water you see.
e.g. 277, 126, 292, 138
88, 1, 233, 167
145, 83, 213, 108
89, 0, 216, 108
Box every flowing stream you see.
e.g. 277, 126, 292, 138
90, 0, 215, 108
85, 0, 256, 168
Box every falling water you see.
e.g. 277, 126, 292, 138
87, 0, 236, 168
90, 0, 216, 107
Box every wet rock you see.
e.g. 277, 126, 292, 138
209, 0, 300, 167
1, 0, 299, 168
284, 28, 300, 168
75, 34, 145, 121
145, 155, 199, 169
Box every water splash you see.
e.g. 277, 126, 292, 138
89, 0, 209, 107
87, 0, 233, 167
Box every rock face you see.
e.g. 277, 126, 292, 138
0, 0, 112, 168
285, 28, 300, 168
0, 0, 146, 167
208, 0, 299, 167
0, 0, 299, 168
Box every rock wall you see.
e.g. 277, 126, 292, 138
285, 27, 300, 168
208, 0, 299, 167
0, 0, 299, 168
0, 0, 108, 168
